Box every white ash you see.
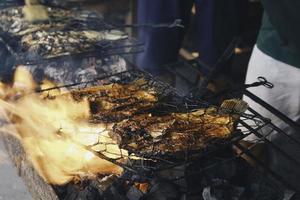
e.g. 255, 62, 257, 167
15, 56, 128, 85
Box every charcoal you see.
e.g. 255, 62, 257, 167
102, 185, 127, 200
244, 171, 284, 200
0, 42, 9, 68
158, 165, 187, 188
143, 180, 180, 200
126, 186, 144, 200
283, 191, 297, 200
63, 183, 103, 200
12, 55, 128, 85
202, 180, 245, 200
197, 157, 285, 200
200, 158, 238, 181
95, 56, 127, 75
97, 175, 119, 192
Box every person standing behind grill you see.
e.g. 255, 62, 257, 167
244, 0, 300, 192
135, 0, 240, 77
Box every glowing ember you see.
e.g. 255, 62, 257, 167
0, 66, 126, 185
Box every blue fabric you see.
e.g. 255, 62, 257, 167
194, 0, 216, 65
136, 0, 216, 73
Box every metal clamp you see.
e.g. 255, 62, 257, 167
245, 76, 274, 89
257, 77, 274, 88
112, 19, 185, 29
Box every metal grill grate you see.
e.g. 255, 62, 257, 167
37, 69, 292, 185
34, 68, 297, 199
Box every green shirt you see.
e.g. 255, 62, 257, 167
257, 0, 300, 69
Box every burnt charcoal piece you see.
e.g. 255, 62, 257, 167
244, 171, 284, 200
201, 177, 284, 200
202, 180, 245, 200
195, 155, 285, 200
18, 55, 127, 85
0, 51, 15, 83
59, 183, 103, 200
143, 180, 180, 200
0, 42, 10, 69
102, 185, 127, 200
126, 186, 144, 200
63, 186, 102, 200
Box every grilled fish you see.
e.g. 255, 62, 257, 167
111, 100, 247, 155
20, 30, 127, 58
53, 79, 158, 122
0, 6, 72, 36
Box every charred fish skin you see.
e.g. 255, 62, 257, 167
0, 6, 128, 59
0, 6, 72, 36
50, 80, 158, 123
111, 100, 247, 156
20, 30, 127, 59
21, 31, 92, 58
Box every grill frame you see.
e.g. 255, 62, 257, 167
167, 57, 300, 195
34, 68, 280, 181
0, 5, 144, 68
36, 68, 292, 199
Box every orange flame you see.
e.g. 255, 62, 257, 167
0, 66, 126, 185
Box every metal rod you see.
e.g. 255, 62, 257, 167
247, 107, 300, 146
244, 89, 300, 132
240, 120, 300, 167
97, 42, 144, 50
15, 45, 143, 66
104, 49, 144, 57
197, 37, 239, 90
35, 69, 137, 93
111, 19, 185, 29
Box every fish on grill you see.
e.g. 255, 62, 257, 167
111, 100, 248, 155
20, 29, 127, 58
0, 6, 72, 36
54, 79, 158, 122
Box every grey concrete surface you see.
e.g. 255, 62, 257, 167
0, 140, 32, 200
